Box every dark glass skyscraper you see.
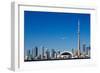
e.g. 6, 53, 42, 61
46, 49, 50, 59
51, 49, 55, 59
83, 44, 86, 53
34, 46, 38, 57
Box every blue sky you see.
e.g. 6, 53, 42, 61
24, 11, 90, 52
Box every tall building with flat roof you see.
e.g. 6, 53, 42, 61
83, 44, 86, 52
51, 49, 55, 59
42, 46, 45, 59
34, 46, 38, 57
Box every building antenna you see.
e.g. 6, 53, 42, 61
77, 19, 81, 57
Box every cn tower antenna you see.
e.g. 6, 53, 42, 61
77, 19, 80, 58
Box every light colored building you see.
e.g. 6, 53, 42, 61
60, 51, 72, 59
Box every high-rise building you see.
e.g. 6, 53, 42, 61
57, 50, 60, 55
56, 50, 60, 59
27, 49, 31, 60
46, 49, 50, 59
82, 44, 86, 56
24, 49, 28, 60
83, 44, 86, 53
72, 48, 74, 57
51, 49, 55, 59
86, 46, 90, 57
81, 44, 86, 58
32, 48, 34, 59
42, 46, 45, 59
34, 46, 38, 57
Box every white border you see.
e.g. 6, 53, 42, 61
11, 1, 97, 71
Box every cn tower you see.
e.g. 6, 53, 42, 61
77, 20, 80, 58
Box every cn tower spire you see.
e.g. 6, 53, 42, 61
77, 19, 80, 57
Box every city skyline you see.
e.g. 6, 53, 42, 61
24, 11, 90, 53
24, 44, 90, 61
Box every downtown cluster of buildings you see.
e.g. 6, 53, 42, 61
24, 44, 90, 61
24, 46, 66, 61
24, 20, 90, 61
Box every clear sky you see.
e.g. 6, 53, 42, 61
24, 11, 90, 52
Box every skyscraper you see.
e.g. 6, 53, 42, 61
72, 48, 74, 57
45, 48, 50, 59
51, 49, 55, 59
32, 48, 34, 59
82, 44, 86, 57
42, 46, 45, 59
27, 49, 31, 60
34, 46, 38, 57
86, 46, 90, 57
83, 44, 86, 53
